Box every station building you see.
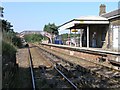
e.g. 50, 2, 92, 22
59, 4, 120, 52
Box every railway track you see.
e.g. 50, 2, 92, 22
36, 44, 120, 88
27, 43, 120, 89
27, 44, 76, 89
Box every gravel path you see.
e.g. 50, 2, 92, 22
16, 48, 32, 88
29, 44, 52, 68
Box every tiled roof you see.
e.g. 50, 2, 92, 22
101, 9, 120, 19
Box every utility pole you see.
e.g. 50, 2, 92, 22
0, 6, 3, 90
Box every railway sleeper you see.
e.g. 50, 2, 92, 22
39, 66, 47, 74
56, 64, 76, 78
75, 66, 118, 87
97, 56, 107, 63
60, 64, 76, 72
76, 65, 90, 74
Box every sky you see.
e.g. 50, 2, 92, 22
1, 2, 119, 33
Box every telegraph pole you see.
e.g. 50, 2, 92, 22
0, 6, 3, 90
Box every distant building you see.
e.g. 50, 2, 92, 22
19, 31, 53, 43
18, 30, 43, 39
20, 30, 43, 35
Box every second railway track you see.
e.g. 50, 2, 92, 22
28, 43, 120, 89
38, 44, 120, 88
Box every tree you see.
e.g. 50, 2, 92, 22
12, 36, 22, 48
43, 23, 59, 35
24, 34, 43, 43
2, 20, 13, 33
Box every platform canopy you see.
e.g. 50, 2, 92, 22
59, 16, 109, 31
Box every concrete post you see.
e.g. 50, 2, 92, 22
80, 29, 83, 47
70, 29, 71, 46
87, 26, 89, 48
74, 31, 76, 47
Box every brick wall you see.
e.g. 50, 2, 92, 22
43, 45, 101, 62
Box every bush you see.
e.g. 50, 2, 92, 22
2, 41, 17, 64
24, 34, 43, 43
2, 41, 17, 88
12, 36, 22, 48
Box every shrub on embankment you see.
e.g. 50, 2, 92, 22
2, 41, 17, 64
2, 41, 18, 88
2, 20, 22, 88
12, 35, 22, 48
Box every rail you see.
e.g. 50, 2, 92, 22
28, 47, 36, 90
55, 66, 79, 90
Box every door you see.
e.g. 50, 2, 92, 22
113, 26, 120, 51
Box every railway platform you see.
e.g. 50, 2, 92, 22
41, 43, 120, 69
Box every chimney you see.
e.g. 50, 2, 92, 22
99, 4, 106, 16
